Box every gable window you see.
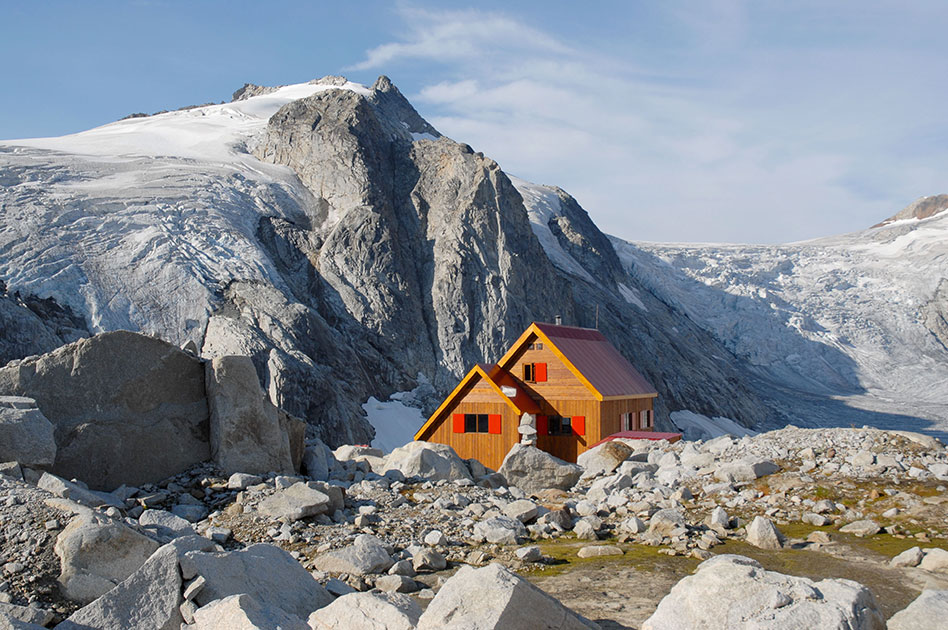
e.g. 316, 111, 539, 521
528, 342, 544, 350
548, 415, 572, 435
523, 362, 547, 383
465, 413, 489, 433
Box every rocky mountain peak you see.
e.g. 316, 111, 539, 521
873, 193, 948, 227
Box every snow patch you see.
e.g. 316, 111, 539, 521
362, 396, 426, 454
508, 175, 596, 283
411, 132, 438, 142
670, 410, 757, 442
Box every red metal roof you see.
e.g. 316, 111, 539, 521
533, 322, 658, 398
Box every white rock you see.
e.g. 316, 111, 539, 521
308, 591, 421, 630
890, 546, 924, 568
498, 444, 581, 493
54, 513, 159, 603
313, 534, 394, 576
502, 499, 539, 523
472, 515, 527, 545
417, 563, 598, 629
179, 543, 332, 619
257, 482, 330, 521
648, 509, 686, 537
619, 516, 647, 534
708, 506, 730, 530
714, 458, 779, 482
887, 590, 948, 630
412, 548, 446, 572
577, 545, 623, 558
515, 546, 542, 562
920, 548, 948, 573
423, 530, 446, 546
577, 441, 633, 478
226, 473, 262, 490
382, 441, 472, 482
57, 536, 218, 630
642, 554, 885, 630
190, 593, 309, 630
746, 516, 783, 550
839, 520, 880, 537
139, 509, 196, 542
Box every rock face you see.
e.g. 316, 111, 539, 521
54, 513, 159, 603
205, 355, 298, 475
0, 398, 56, 469
642, 555, 885, 630
499, 444, 582, 494
417, 563, 599, 630
0, 331, 210, 490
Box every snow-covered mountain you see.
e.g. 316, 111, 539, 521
1, 75, 944, 442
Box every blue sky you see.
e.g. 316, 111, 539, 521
2, 1, 946, 243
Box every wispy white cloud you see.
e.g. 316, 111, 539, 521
349, 3, 948, 244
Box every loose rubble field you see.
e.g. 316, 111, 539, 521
2, 425, 948, 628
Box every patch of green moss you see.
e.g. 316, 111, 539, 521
529, 539, 699, 578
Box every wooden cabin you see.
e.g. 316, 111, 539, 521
414, 322, 658, 470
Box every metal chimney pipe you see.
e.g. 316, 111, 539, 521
554, 315, 562, 325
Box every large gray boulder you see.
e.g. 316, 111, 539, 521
190, 593, 310, 630
205, 355, 298, 476
313, 534, 394, 576
498, 444, 582, 494
472, 515, 528, 545
37, 472, 125, 509
887, 590, 948, 630
54, 513, 159, 603
0, 603, 53, 628
745, 516, 784, 550
577, 441, 633, 479
0, 331, 210, 490
56, 535, 218, 630
0, 397, 56, 468
641, 555, 885, 630
383, 441, 472, 482
257, 482, 331, 521
0, 613, 47, 630
714, 458, 780, 483
417, 563, 599, 629
179, 543, 332, 617
308, 591, 422, 630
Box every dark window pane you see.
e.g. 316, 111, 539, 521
478, 414, 489, 433
465, 414, 476, 433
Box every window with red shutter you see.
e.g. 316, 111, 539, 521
535, 363, 547, 382
452, 413, 465, 433
488, 414, 502, 434
572, 415, 586, 436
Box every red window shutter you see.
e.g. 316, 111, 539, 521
572, 415, 586, 436
488, 414, 502, 434
452, 413, 465, 433
536, 414, 548, 436
535, 363, 547, 382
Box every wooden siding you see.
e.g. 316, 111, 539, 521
598, 398, 655, 442
423, 399, 520, 471
534, 398, 599, 463
505, 334, 597, 401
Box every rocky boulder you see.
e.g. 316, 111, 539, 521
308, 591, 422, 630
417, 563, 599, 629
257, 482, 331, 521
179, 543, 333, 618
887, 590, 948, 630
382, 441, 472, 482
0, 397, 56, 469
189, 593, 310, 630
54, 513, 159, 603
642, 554, 885, 630
472, 515, 528, 545
714, 458, 780, 483
205, 355, 301, 476
577, 441, 633, 479
499, 444, 581, 494
313, 534, 394, 576
746, 516, 784, 550
0, 331, 210, 490
56, 535, 219, 630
